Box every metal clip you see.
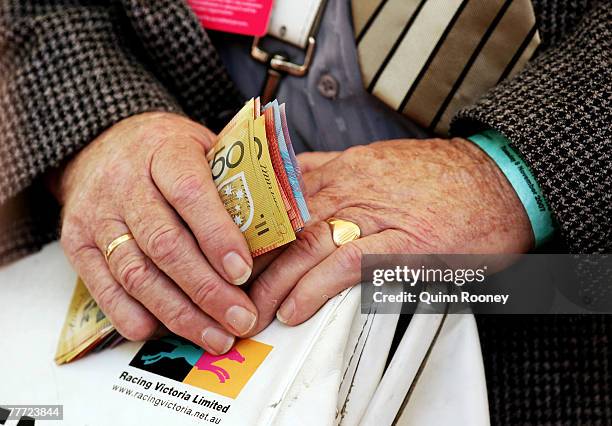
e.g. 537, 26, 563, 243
251, 36, 316, 77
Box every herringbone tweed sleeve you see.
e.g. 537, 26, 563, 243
0, 1, 183, 204
0, 1, 242, 264
451, 1, 611, 254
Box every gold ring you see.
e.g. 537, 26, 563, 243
326, 218, 361, 247
104, 233, 134, 263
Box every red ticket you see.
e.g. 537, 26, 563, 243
187, 0, 274, 37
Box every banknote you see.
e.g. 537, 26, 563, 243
55, 278, 118, 364
217, 97, 304, 233
208, 110, 296, 256
279, 103, 308, 202
57, 98, 308, 363
217, 98, 257, 140
263, 107, 304, 231
265, 101, 310, 224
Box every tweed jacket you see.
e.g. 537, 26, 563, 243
0, 0, 610, 262
0, 1, 610, 424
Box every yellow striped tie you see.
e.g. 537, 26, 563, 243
352, 0, 540, 134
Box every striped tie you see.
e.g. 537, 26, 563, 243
352, 0, 540, 134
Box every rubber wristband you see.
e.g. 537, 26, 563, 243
468, 130, 555, 247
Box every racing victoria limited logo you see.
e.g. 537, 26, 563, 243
129, 337, 273, 398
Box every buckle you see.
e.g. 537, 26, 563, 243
251, 36, 316, 77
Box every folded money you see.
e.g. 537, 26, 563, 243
265, 100, 310, 224
208, 98, 310, 256
55, 278, 119, 364
56, 98, 309, 364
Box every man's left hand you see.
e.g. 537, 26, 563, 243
246, 138, 533, 333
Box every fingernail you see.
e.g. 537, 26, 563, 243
225, 305, 257, 335
223, 251, 252, 285
202, 327, 234, 354
276, 299, 295, 324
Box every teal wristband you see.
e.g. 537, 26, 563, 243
468, 130, 555, 247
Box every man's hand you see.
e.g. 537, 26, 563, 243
58, 112, 257, 354
247, 138, 533, 332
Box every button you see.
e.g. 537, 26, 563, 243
318, 74, 339, 99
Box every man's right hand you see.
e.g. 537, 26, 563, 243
57, 112, 257, 354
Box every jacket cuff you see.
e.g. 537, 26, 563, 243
450, 2, 611, 253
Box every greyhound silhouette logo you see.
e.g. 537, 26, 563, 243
140, 338, 246, 383
130, 336, 272, 398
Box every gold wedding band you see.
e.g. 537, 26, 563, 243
104, 233, 134, 263
326, 218, 361, 247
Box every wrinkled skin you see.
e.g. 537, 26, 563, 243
56, 111, 531, 353
246, 138, 532, 333
58, 112, 258, 355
